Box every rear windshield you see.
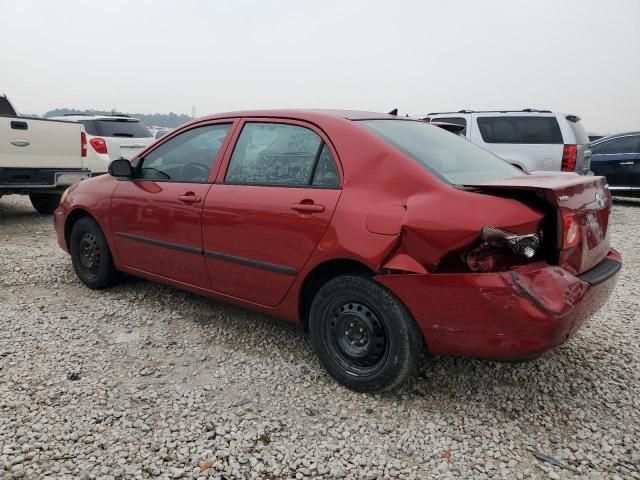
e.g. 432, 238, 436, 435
477, 116, 563, 144
359, 119, 524, 184
80, 119, 151, 138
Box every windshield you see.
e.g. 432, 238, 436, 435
359, 119, 524, 184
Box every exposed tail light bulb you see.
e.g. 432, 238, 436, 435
465, 227, 541, 272
561, 209, 580, 249
90, 137, 108, 154
561, 144, 577, 171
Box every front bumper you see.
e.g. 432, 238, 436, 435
376, 249, 621, 360
53, 203, 69, 253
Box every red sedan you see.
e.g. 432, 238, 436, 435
54, 110, 621, 392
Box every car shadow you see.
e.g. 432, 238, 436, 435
113, 273, 606, 414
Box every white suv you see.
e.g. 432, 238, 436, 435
49, 114, 155, 175
424, 109, 592, 174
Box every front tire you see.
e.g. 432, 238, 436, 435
309, 275, 422, 392
70, 217, 121, 289
29, 192, 61, 214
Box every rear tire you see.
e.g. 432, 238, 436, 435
309, 275, 422, 392
29, 192, 61, 214
70, 217, 122, 289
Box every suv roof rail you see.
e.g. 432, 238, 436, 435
428, 109, 554, 115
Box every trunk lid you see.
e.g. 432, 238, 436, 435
464, 173, 611, 275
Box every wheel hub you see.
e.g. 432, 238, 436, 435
330, 302, 387, 369
78, 233, 99, 272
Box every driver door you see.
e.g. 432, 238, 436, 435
110, 121, 235, 289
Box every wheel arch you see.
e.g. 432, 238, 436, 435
298, 258, 375, 332
64, 208, 98, 251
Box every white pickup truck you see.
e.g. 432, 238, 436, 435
0, 94, 90, 213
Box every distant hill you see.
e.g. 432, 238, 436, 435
44, 108, 192, 128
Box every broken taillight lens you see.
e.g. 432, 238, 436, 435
561, 209, 581, 249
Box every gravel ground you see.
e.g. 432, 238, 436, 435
0, 195, 639, 480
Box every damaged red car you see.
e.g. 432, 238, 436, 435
53, 110, 621, 392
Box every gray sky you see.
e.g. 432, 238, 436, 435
2, 0, 638, 133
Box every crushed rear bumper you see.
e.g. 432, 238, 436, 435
376, 249, 621, 360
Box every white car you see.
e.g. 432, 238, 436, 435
49, 114, 155, 175
1, 94, 90, 213
424, 109, 592, 174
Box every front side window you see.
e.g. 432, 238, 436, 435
477, 116, 563, 144
226, 122, 339, 187
360, 119, 523, 184
591, 135, 640, 155
138, 123, 231, 182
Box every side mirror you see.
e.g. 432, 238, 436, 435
108, 158, 133, 178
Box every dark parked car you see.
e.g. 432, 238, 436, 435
54, 110, 620, 392
590, 132, 640, 197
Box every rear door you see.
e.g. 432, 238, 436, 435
202, 119, 342, 306
110, 121, 235, 289
590, 134, 640, 190
470, 114, 564, 171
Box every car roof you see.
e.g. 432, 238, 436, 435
197, 109, 402, 122
591, 131, 640, 144
427, 109, 554, 115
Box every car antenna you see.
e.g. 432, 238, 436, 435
388, 108, 398, 116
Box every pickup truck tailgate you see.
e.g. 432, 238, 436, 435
0, 117, 84, 169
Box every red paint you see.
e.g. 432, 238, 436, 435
54, 110, 621, 362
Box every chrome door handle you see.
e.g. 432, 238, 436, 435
619, 161, 634, 166
10, 140, 30, 147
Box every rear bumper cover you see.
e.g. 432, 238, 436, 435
376, 249, 621, 360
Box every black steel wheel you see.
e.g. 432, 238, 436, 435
70, 217, 122, 289
309, 275, 422, 392
325, 301, 388, 377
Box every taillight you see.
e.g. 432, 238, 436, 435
90, 137, 108, 154
561, 144, 577, 171
560, 209, 580, 249
81, 132, 87, 157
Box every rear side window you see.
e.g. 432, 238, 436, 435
360, 119, 523, 184
82, 119, 152, 138
0, 97, 17, 117
226, 122, 339, 187
477, 116, 563, 144
591, 135, 640, 155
